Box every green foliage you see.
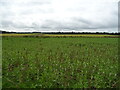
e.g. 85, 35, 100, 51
2, 37, 119, 88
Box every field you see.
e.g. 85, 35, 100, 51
0, 33, 119, 38
0, 37, 2, 89
2, 36, 119, 88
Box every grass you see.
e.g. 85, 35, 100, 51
2, 36, 119, 88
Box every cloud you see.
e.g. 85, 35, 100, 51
0, 0, 118, 32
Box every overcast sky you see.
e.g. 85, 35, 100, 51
0, 0, 119, 32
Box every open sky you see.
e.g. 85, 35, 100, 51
0, 0, 119, 32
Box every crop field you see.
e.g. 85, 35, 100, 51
2, 36, 119, 88
0, 33, 119, 38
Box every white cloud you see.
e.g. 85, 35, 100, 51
0, 0, 118, 32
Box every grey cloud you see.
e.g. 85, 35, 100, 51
0, 0, 51, 6
20, 8, 53, 15
40, 15, 117, 31
0, 20, 13, 27
0, 14, 118, 32
40, 19, 93, 30
1, 20, 28, 29
27, 1, 51, 5
0, 0, 118, 32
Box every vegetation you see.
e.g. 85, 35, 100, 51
2, 37, 119, 88
0, 33, 119, 38
0, 37, 2, 89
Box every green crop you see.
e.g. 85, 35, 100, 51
2, 37, 119, 88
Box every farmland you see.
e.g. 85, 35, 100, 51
2, 36, 119, 88
0, 33, 119, 38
